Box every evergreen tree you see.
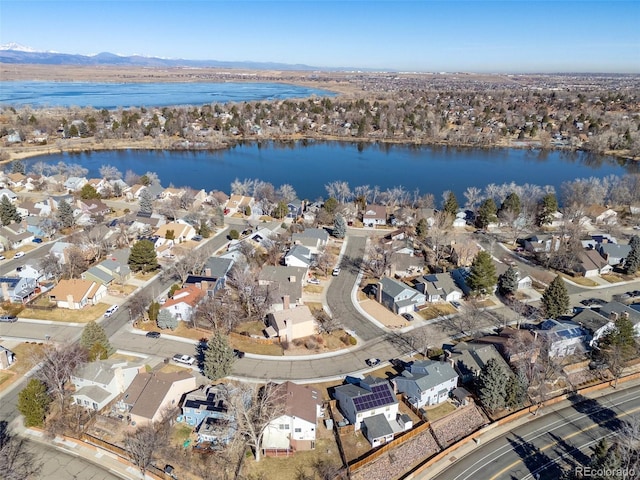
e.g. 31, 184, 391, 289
415, 218, 428, 239
203, 332, 234, 381
80, 184, 101, 199
626, 235, 640, 274
198, 220, 211, 238
323, 197, 338, 214
272, 200, 288, 219
148, 301, 160, 322
157, 309, 178, 330
80, 320, 114, 360
333, 214, 346, 239
56, 199, 75, 228
497, 266, 519, 297
18, 379, 51, 427
443, 191, 459, 216
229, 229, 240, 240
541, 275, 569, 319
505, 371, 528, 409
138, 189, 154, 215
128, 239, 158, 272
476, 198, 498, 229
467, 250, 497, 295
0, 195, 21, 226
476, 358, 508, 412
599, 315, 638, 385
536, 193, 558, 226
499, 192, 521, 217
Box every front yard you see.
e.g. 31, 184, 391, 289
19, 302, 111, 322
0, 342, 46, 392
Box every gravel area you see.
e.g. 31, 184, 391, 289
351, 430, 439, 480
430, 405, 487, 447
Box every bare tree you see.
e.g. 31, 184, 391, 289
32, 343, 87, 410
426, 210, 453, 267
314, 309, 342, 334
124, 423, 168, 477
463, 186, 482, 213
62, 245, 90, 279
363, 238, 393, 278
98, 164, 122, 180
128, 292, 151, 322
39, 253, 63, 282
315, 246, 335, 277
276, 184, 297, 202
615, 414, 640, 479
227, 266, 273, 321
228, 382, 286, 462
0, 421, 42, 480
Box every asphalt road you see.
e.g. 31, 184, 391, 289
428, 384, 640, 480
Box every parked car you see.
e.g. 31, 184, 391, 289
0, 255, 5, 261
14, 252, 25, 258
332, 267, 341, 276
104, 305, 119, 317
0, 315, 18, 323
366, 358, 380, 367
401, 313, 414, 321
233, 349, 245, 359
172, 354, 196, 366
191, 235, 203, 242
32, 238, 43, 243
146, 331, 161, 338
308, 277, 320, 285
451, 301, 461, 308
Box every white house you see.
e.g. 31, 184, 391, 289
414, 273, 462, 303
160, 284, 204, 322
362, 205, 387, 227
378, 276, 426, 314
393, 360, 458, 408
284, 245, 313, 268
537, 319, 589, 358
48, 279, 107, 309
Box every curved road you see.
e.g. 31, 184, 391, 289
428, 383, 640, 480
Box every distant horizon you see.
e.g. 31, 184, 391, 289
1, 1, 639, 74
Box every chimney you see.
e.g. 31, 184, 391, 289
289, 275, 296, 283
67, 294, 75, 308
622, 311, 630, 320
1, 282, 9, 302
205, 268, 212, 277
377, 282, 383, 303
610, 311, 619, 321
201, 280, 209, 292
283, 295, 290, 310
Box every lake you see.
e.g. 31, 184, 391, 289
0, 81, 336, 109
22, 141, 637, 201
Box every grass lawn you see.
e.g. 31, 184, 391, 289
559, 273, 598, 287
108, 284, 137, 295
157, 363, 193, 374
601, 274, 625, 283
171, 423, 194, 447
417, 303, 457, 320
231, 335, 284, 356
306, 302, 324, 313
0, 342, 46, 392
134, 270, 159, 281
19, 302, 111, 322
303, 285, 324, 294
109, 352, 142, 362
424, 401, 457, 422
0, 371, 16, 388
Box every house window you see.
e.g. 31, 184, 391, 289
294, 428, 301, 433
279, 424, 289, 430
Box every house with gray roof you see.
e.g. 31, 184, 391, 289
284, 244, 313, 268
0, 224, 34, 250
292, 228, 329, 254
258, 266, 307, 309
71, 359, 144, 411
393, 360, 458, 408
447, 342, 512, 384
82, 266, 115, 286
378, 276, 426, 314
96, 258, 131, 284
0, 276, 37, 303
597, 243, 632, 267
537, 319, 589, 358
202, 256, 234, 279
573, 301, 640, 346
414, 273, 462, 303
63, 176, 87, 192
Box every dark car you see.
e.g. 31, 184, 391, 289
146, 331, 161, 338
401, 313, 414, 321
233, 349, 245, 359
32, 238, 43, 244
0, 315, 18, 322
366, 358, 380, 367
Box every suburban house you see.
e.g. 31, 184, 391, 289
258, 266, 307, 310
575, 249, 612, 277
77, 198, 111, 217
334, 376, 405, 447
16, 264, 47, 283
495, 264, 533, 290
225, 194, 254, 215
393, 360, 458, 408
0, 276, 37, 303
451, 267, 472, 296
155, 222, 197, 243
63, 176, 88, 192
48, 279, 107, 309
362, 205, 387, 227
378, 276, 427, 314
446, 342, 512, 384
0, 188, 17, 202
286, 199, 304, 219
452, 211, 467, 228
82, 266, 115, 286
71, 359, 144, 411
94, 258, 131, 284
181, 384, 237, 445
125, 184, 147, 201
523, 235, 563, 254
414, 273, 462, 303
585, 205, 617, 225
0, 345, 16, 369
160, 284, 205, 322
291, 228, 329, 254
265, 303, 317, 341
450, 240, 480, 267
284, 245, 313, 268
597, 243, 632, 267
0, 224, 34, 250
573, 301, 640, 346
537, 319, 589, 358
202, 256, 234, 282
261, 381, 322, 454
118, 371, 197, 426
474, 327, 539, 364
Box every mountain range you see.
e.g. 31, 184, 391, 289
0, 43, 334, 71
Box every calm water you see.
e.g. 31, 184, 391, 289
0, 81, 336, 109
22, 142, 636, 201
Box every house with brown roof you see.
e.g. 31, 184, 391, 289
584, 205, 617, 225
363, 205, 387, 227
48, 279, 107, 309
261, 381, 322, 453
118, 371, 197, 426
265, 303, 317, 341
154, 222, 196, 244
225, 194, 255, 215
575, 249, 613, 277
160, 284, 204, 322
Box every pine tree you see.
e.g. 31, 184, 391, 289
128, 239, 158, 272
443, 191, 459, 216
476, 198, 498, 229
505, 371, 528, 409
536, 193, 558, 226
203, 332, 234, 381
476, 358, 508, 412
333, 214, 346, 239
415, 218, 428, 239
157, 309, 178, 330
499, 192, 521, 217
497, 266, 519, 297
18, 379, 51, 427
80, 184, 101, 199
198, 220, 211, 238
541, 275, 570, 319
138, 189, 154, 214
148, 301, 160, 322
467, 250, 497, 295
600, 315, 638, 385
80, 320, 114, 360
0, 195, 22, 226
56, 199, 75, 228
626, 235, 640, 274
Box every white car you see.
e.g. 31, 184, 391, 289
332, 267, 341, 276
0, 255, 5, 260
14, 252, 25, 258
104, 305, 119, 317
308, 277, 320, 285
172, 354, 196, 366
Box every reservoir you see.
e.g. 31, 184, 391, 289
22, 141, 636, 201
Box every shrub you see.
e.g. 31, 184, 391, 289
305, 338, 317, 350
229, 229, 239, 240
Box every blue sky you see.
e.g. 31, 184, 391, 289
1, 1, 639, 73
